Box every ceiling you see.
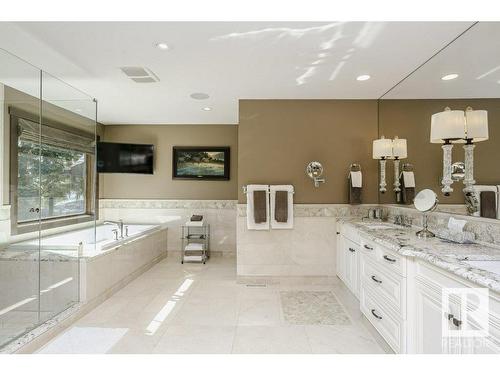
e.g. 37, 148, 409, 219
383, 22, 500, 99
0, 21, 483, 124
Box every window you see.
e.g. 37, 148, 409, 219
10, 108, 97, 233
17, 140, 87, 222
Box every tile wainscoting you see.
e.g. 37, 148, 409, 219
237, 204, 378, 278
99, 199, 237, 257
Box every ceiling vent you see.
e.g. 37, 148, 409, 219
120, 66, 159, 83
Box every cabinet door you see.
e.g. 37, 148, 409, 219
336, 234, 346, 281
414, 282, 461, 354
343, 238, 359, 297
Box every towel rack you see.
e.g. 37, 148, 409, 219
349, 163, 362, 172
402, 163, 414, 172
242, 185, 295, 194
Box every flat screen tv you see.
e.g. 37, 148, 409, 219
97, 142, 154, 174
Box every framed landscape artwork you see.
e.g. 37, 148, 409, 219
172, 146, 230, 180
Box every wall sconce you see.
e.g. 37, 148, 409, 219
372, 136, 407, 194
373, 136, 393, 193
431, 107, 488, 195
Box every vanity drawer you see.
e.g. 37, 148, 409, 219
361, 285, 405, 353
360, 257, 406, 318
359, 237, 377, 260
374, 246, 406, 277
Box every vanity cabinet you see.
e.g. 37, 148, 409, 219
340, 223, 500, 354
411, 260, 500, 354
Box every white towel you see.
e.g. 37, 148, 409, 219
270, 185, 294, 229
471, 185, 498, 217
350, 171, 362, 188
402, 171, 415, 188
246, 184, 270, 230
185, 243, 204, 251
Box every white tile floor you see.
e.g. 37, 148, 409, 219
37, 256, 388, 354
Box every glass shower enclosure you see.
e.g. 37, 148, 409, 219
0, 48, 97, 350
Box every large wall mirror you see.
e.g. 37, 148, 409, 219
378, 22, 500, 219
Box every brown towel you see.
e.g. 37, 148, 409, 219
275, 191, 288, 222
480, 191, 496, 219
349, 187, 362, 204
253, 190, 267, 223
403, 188, 415, 205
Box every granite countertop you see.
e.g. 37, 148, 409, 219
341, 219, 500, 294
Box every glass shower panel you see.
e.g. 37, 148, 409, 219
39, 72, 96, 322
0, 48, 42, 349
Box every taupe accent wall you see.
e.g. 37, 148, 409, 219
238, 100, 379, 204
101, 125, 238, 200
378, 98, 500, 204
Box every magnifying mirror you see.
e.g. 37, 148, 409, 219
414, 189, 439, 238
306, 161, 325, 187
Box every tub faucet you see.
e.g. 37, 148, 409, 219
104, 219, 124, 238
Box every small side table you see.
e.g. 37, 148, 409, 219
180, 224, 210, 264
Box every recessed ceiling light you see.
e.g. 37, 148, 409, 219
190, 92, 210, 100
202, 107, 212, 111
155, 42, 169, 50
356, 74, 371, 81
441, 73, 459, 81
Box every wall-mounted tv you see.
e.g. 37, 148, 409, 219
97, 142, 154, 174
172, 146, 230, 180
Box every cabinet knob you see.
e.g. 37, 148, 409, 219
371, 275, 382, 284
349, 247, 356, 253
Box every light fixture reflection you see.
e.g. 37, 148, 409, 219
356, 74, 371, 81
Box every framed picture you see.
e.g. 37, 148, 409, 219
172, 146, 230, 180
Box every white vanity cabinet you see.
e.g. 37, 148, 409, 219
338, 223, 500, 354
336, 222, 360, 298
410, 260, 500, 354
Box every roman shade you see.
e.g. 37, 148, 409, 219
17, 117, 95, 154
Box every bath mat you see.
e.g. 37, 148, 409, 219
279, 291, 351, 325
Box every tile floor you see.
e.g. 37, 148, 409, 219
37, 256, 388, 354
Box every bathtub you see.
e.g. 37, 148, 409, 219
8, 223, 160, 257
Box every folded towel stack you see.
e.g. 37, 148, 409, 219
436, 229, 475, 244
435, 217, 475, 244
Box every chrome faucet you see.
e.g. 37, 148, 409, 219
104, 219, 124, 238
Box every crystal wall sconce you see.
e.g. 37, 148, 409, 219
431, 107, 488, 195
372, 136, 407, 193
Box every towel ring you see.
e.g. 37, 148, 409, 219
349, 163, 361, 172
402, 163, 414, 172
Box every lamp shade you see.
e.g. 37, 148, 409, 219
430, 109, 465, 143
392, 137, 407, 159
373, 137, 393, 159
465, 109, 488, 142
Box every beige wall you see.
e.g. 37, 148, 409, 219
378, 99, 500, 204
101, 125, 238, 200
238, 100, 379, 204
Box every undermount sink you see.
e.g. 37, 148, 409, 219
364, 224, 396, 230
463, 260, 500, 275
